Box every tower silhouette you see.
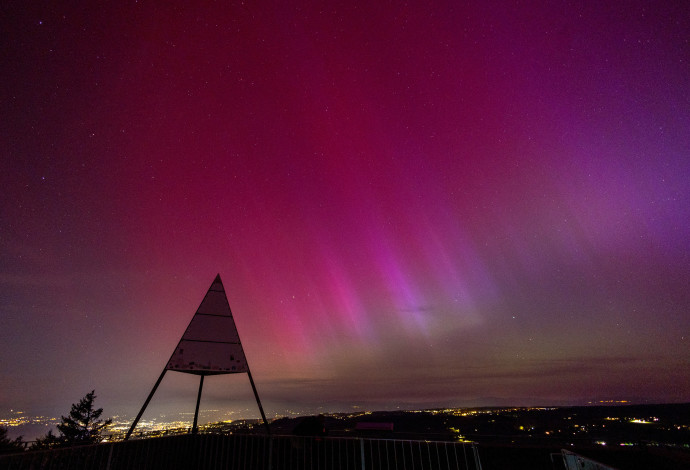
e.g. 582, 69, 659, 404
125, 274, 269, 439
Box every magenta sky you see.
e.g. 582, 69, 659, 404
2, 2, 689, 422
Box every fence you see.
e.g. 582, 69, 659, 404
0, 434, 482, 470
560, 450, 617, 470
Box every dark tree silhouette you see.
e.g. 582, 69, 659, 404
292, 414, 328, 436
0, 426, 24, 454
33, 390, 111, 448
31, 430, 61, 449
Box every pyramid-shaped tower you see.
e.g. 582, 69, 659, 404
126, 274, 269, 439
166, 274, 248, 374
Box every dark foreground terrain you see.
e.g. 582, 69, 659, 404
259, 403, 690, 470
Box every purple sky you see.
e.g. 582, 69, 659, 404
1, 1, 689, 425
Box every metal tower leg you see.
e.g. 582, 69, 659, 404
192, 375, 205, 434
125, 369, 167, 440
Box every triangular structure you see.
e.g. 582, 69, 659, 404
166, 274, 248, 374
125, 274, 269, 439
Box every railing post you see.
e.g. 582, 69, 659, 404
105, 442, 114, 470
359, 438, 366, 470
268, 435, 273, 470
473, 444, 483, 470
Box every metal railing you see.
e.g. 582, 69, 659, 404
560, 449, 617, 470
0, 434, 482, 470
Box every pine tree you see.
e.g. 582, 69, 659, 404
33, 390, 111, 448
31, 430, 61, 449
0, 426, 24, 454
57, 390, 112, 445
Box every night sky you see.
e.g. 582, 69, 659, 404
2, 1, 689, 426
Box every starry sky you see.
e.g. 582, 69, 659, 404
2, 1, 689, 426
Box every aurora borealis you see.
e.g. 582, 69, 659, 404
1, 1, 689, 424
